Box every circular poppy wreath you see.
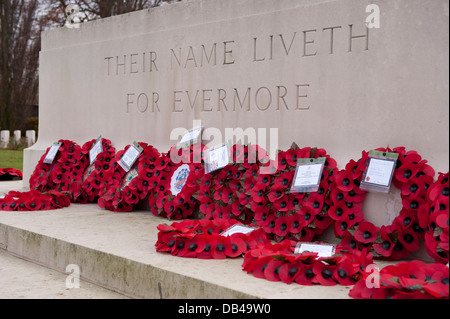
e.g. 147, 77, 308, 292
0, 168, 23, 181
29, 139, 85, 195
155, 218, 269, 259
0, 190, 71, 211
329, 146, 435, 260
349, 260, 449, 299
241, 239, 374, 286
197, 143, 269, 225
70, 138, 116, 204
98, 142, 160, 212
250, 143, 338, 243
148, 142, 205, 220
421, 172, 449, 264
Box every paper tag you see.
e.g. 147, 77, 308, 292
43, 142, 62, 164
294, 242, 336, 257
89, 137, 103, 165
220, 224, 257, 237
364, 158, 395, 187
178, 126, 203, 148
360, 150, 399, 193
290, 158, 325, 193
119, 142, 143, 172
206, 143, 230, 173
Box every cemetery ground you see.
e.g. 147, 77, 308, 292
0, 150, 23, 172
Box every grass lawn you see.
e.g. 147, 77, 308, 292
0, 150, 23, 172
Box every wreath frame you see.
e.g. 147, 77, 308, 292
98, 142, 160, 212
148, 142, 205, 220
329, 146, 436, 260
155, 218, 269, 259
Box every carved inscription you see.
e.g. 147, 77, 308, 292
103, 24, 370, 114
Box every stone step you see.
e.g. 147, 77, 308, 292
0, 181, 399, 299
0, 250, 129, 299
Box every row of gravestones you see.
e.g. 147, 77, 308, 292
0, 130, 36, 149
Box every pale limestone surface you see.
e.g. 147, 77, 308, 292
0, 251, 129, 299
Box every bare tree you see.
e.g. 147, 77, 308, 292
0, 0, 46, 131
0, 0, 181, 131
45, 0, 182, 27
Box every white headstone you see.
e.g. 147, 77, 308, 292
26, 130, 36, 147
13, 130, 21, 143
0, 130, 9, 149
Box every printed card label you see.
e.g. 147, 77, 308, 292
43, 142, 62, 164
178, 127, 203, 147
89, 137, 103, 165
221, 224, 257, 237
363, 158, 396, 187
206, 143, 229, 173
293, 163, 323, 187
290, 158, 325, 193
294, 242, 336, 257
119, 143, 142, 172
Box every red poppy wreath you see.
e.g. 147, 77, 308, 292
155, 218, 269, 259
98, 142, 160, 212
70, 138, 116, 203
0, 190, 71, 211
148, 142, 205, 220
349, 260, 449, 299
242, 239, 374, 286
329, 146, 435, 260
421, 172, 449, 264
29, 139, 85, 195
0, 167, 23, 181
250, 143, 338, 243
198, 143, 269, 225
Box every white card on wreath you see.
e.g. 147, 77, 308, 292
119, 143, 142, 172
43, 142, 62, 164
363, 158, 396, 187
89, 137, 103, 165
294, 242, 336, 257
206, 143, 229, 173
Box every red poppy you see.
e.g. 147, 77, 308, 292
285, 149, 299, 167
397, 228, 420, 252
312, 262, 337, 286
279, 262, 303, 284
261, 214, 276, 234
422, 265, 450, 298
268, 185, 285, 202
333, 257, 356, 285
334, 171, 355, 192
294, 264, 316, 286
226, 236, 248, 258
372, 226, 394, 257
354, 221, 378, 244
263, 259, 284, 282
273, 216, 289, 237
276, 151, 288, 172
250, 183, 267, 203
328, 200, 349, 221
210, 236, 231, 259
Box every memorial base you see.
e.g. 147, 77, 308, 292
1, 180, 434, 299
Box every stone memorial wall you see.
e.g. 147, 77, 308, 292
23, 0, 448, 234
